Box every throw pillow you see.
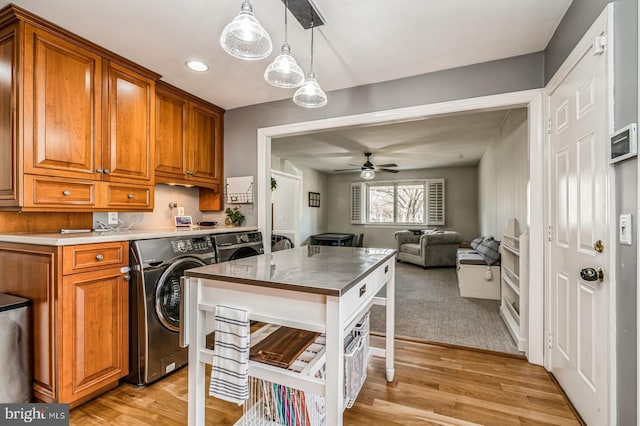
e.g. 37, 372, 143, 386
476, 237, 501, 265
470, 236, 484, 250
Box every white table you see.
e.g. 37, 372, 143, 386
184, 246, 396, 426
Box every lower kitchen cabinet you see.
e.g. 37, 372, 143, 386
0, 241, 129, 407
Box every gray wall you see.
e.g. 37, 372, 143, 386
324, 166, 479, 249
545, 1, 638, 424
479, 108, 529, 238
224, 52, 544, 228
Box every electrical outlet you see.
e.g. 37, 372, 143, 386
108, 212, 119, 225
177, 206, 185, 216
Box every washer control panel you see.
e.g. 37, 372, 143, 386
170, 236, 213, 254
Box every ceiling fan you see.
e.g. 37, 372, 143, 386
334, 152, 399, 175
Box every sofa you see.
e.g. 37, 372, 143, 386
394, 230, 463, 268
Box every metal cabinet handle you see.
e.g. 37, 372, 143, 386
62, 190, 71, 196
186, 170, 194, 175
127, 194, 134, 199
95, 254, 104, 261
123, 275, 130, 281
103, 169, 110, 175
96, 168, 103, 173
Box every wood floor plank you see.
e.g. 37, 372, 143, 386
70, 337, 580, 425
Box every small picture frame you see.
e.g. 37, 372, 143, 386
308, 192, 320, 207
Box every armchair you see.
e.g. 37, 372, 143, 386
394, 230, 463, 268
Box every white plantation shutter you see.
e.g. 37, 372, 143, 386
350, 182, 366, 224
426, 178, 445, 225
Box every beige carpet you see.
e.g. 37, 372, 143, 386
370, 261, 521, 355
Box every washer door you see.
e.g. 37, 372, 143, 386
155, 257, 205, 332
229, 246, 260, 261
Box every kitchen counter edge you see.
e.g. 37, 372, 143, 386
0, 226, 259, 246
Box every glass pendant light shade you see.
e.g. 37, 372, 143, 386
265, 0, 304, 88
293, 72, 327, 108
361, 169, 375, 180
220, 0, 272, 61
265, 44, 305, 88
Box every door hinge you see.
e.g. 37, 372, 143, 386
548, 331, 553, 349
547, 225, 553, 241
594, 35, 607, 55
547, 117, 552, 135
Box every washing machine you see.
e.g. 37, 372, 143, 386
127, 235, 215, 386
212, 231, 264, 262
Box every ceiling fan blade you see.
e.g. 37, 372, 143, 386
333, 168, 361, 172
376, 163, 398, 168
381, 168, 400, 173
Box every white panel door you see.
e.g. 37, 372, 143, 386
547, 21, 610, 426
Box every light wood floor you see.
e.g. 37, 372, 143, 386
70, 336, 581, 425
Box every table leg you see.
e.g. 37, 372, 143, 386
385, 264, 395, 382
325, 296, 344, 425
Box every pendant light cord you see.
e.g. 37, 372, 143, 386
310, 12, 314, 72
284, 0, 288, 44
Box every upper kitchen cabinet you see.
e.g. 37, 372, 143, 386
155, 81, 224, 191
0, 5, 159, 212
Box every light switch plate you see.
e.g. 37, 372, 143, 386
108, 212, 118, 225
619, 214, 632, 245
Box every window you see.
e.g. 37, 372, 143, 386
351, 179, 445, 225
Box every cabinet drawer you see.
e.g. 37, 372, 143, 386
340, 275, 380, 322
63, 242, 128, 275
103, 183, 153, 210
376, 258, 394, 286
24, 175, 99, 208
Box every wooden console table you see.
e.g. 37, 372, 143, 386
184, 246, 396, 425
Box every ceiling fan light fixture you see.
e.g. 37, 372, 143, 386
220, 0, 272, 61
361, 169, 375, 180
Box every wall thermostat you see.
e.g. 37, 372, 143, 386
174, 215, 193, 227
609, 123, 637, 164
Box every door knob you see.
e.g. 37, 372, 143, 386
580, 267, 604, 282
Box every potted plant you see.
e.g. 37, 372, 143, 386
224, 206, 245, 227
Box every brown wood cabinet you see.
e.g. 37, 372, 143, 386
0, 6, 159, 212
155, 82, 224, 193
0, 241, 129, 407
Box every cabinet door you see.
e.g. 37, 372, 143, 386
155, 87, 188, 178
103, 62, 154, 184
188, 102, 223, 184
0, 24, 18, 205
0, 244, 60, 403
60, 267, 129, 404
22, 24, 102, 180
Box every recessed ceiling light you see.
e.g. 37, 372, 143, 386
185, 60, 209, 72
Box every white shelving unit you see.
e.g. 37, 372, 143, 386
500, 218, 528, 352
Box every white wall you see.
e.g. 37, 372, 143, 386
326, 165, 480, 249
478, 108, 529, 237
271, 156, 329, 245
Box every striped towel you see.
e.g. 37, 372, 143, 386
209, 305, 250, 404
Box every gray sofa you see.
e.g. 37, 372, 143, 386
394, 230, 463, 268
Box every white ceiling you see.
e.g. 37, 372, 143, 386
272, 108, 524, 173
1, 0, 572, 110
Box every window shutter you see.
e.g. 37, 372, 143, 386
426, 178, 445, 225
350, 182, 366, 224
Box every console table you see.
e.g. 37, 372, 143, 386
184, 246, 396, 425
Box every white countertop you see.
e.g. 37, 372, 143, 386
0, 226, 259, 246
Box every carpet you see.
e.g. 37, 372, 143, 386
370, 261, 521, 355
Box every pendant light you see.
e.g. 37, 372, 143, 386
220, 0, 272, 61
293, 17, 327, 108
264, 0, 304, 88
